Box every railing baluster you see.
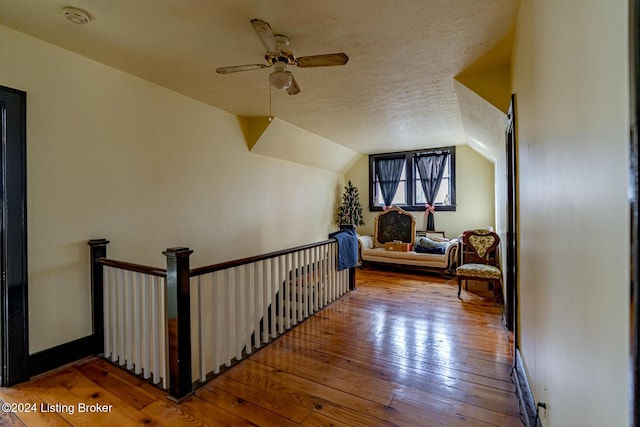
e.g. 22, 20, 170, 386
116, 269, 125, 364
197, 275, 205, 382
224, 269, 235, 366
262, 260, 270, 344
141, 274, 150, 380
296, 251, 303, 324
303, 249, 309, 318
254, 262, 263, 349
150, 275, 159, 383
159, 276, 168, 389
213, 271, 223, 374
284, 253, 291, 329
132, 272, 141, 374
271, 257, 278, 336
312, 246, 318, 313
236, 265, 244, 360
125, 271, 133, 370
245, 264, 253, 354
103, 267, 111, 360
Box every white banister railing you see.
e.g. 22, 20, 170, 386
90, 237, 355, 401
190, 240, 349, 384
102, 266, 168, 389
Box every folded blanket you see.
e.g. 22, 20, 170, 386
414, 236, 448, 255
328, 228, 359, 271
415, 245, 445, 254
416, 236, 447, 248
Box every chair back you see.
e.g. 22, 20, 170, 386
460, 229, 500, 265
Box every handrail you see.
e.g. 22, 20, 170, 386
189, 238, 336, 277
95, 239, 337, 279
97, 257, 166, 277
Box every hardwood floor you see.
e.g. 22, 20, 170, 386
0, 267, 522, 426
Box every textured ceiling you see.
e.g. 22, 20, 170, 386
0, 0, 520, 156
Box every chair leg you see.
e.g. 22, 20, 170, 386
457, 277, 462, 298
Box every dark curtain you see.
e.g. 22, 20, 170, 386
375, 157, 405, 208
416, 153, 447, 230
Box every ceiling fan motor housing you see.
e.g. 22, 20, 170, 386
265, 50, 296, 66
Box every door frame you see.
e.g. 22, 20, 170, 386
630, 0, 640, 424
0, 85, 29, 386
505, 94, 518, 333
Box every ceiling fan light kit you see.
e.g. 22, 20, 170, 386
216, 19, 348, 95
269, 61, 292, 90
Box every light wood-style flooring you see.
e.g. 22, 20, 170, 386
0, 267, 522, 426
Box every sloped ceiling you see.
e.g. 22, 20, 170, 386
0, 0, 520, 161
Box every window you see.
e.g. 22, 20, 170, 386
369, 146, 456, 212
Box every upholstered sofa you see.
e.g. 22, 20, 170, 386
357, 206, 458, 273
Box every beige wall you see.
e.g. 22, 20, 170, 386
0, 26, 345, 353
345, 145, 495, 239
512, 0, 629, 425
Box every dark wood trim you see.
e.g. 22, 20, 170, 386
27, 335, 95, 378
513, 349, 540, 427
97, 257, 166, 277
190, 238, 335, 277
163, 247, 194, 401
630, 0, 640, 424
368, 146, 457, 212
0, 86, 29, 386
505, 94, 518, 332
88, 239, 109, 354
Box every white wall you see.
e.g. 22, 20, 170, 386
512, 0, 630, 425
0, 25, 344, 353
345, 144, 495, 239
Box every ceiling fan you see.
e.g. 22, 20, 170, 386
215, 19, 349, 95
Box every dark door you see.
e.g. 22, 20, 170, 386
0, 86, 29, 386
505, 95, 518, 333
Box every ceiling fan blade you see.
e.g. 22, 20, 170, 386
286, 72, 301, 95
215, 64, 268, 74
296, 53, 349, 67
250, 19, 279, 52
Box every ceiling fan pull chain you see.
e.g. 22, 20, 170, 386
268, 81, 273, 121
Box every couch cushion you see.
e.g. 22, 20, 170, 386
360, 247, 448, 268
362, 247, 416, 261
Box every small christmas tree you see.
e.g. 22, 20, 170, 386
336, 181, 365, 227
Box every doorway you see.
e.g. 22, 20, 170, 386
0, 85, 29, 386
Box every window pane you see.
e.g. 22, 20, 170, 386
435, 177, 449, 204
375, 162, 407, 205
415, 181, 426, 204
414, 157, 450, 205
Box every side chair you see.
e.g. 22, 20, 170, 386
456, 229, 503, 302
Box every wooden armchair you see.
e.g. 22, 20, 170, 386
456, 229, 502, 301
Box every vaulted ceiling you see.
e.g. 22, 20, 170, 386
0, 0, 520, 159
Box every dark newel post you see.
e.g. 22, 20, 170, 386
88, 239, 109, 355
164, 247, 194, 401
